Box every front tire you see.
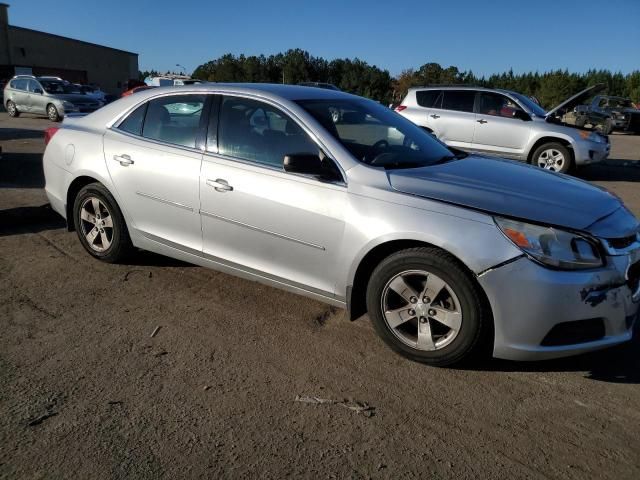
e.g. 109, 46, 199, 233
6, 100, 19, 117
47, 103, 61, 122
366, 247, 491, 367
73, 183, 133, 263
531, 142, 572, 174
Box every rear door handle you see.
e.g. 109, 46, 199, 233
477, 119, 488, 124
206, 178, 233, 192
113, 154, 134, 166
430, 114, 440, 119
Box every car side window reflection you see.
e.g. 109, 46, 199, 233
218, 96, 319, 168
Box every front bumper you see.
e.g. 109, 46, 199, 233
478, 255, 639, 361
573, 138, 609, 166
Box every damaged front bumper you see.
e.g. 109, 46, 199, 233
478, 251, 640, 361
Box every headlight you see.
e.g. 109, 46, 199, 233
578, 130, 606, 143
495, 217, 603, 269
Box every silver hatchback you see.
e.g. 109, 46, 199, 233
397, 86, 610, 174
43, 84, 640, 366
3, 75, 103, 122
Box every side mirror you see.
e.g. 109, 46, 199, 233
512, 109, 531, 121
34, 88, 43, 94
283, 153, 341, 181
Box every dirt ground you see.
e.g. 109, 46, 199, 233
1, 111, 639, 480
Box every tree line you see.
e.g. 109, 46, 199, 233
148, 49, 640, 108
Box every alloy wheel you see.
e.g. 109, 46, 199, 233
537, 148, 565, 171
380, 269, 463, 351
79, 197, 114, 252
7, 101, 16, 116
48, 105, 58, 121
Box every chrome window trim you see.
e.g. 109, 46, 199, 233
107, 90, 347, 185
109, 92, 208, 153
200, 209, 325, 250
107, 127, 205, 156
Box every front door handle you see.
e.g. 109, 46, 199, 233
113, 154, 134, 166
206, 178, 233, 192
477, 119, 488, 124
430, 114, 440, 119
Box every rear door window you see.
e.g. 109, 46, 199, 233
416, 90, 441, 108
13, 79, 28, 91
441, 91, 476, 113
141, 94, 206, 148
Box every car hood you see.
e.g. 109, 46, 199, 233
388, 155, 629, 234
545, 84, 606, 119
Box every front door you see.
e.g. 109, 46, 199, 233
472, 92, 532, 159
103, 93, 207, 251
199, 95, 347, 297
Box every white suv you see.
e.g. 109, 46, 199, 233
396, 86, 609, 174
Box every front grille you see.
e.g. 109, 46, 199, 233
541, 318, 605, 346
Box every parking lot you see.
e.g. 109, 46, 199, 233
1, 111, 639, 479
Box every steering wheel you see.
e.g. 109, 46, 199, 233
365, 139, 390, 163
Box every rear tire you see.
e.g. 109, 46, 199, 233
47, 103, 61, 122
6, 100, 19, 117
366, 247, 491, 367
531, 142, 572, 174
73, 183, 133, 263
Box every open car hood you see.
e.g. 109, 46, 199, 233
545, 83, 606, 119
387, 155, 633, 234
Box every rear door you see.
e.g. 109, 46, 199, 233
10, 79, 30, 111
471, 92, 532, 159
434, 90, 477, 149
103, 93, 207, 251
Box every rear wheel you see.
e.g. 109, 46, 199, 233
73, 183, 133, 263
532, 142, 572, 174
366, 247, 491, 366
6, 100, 19, 117
47, 103, 61, 122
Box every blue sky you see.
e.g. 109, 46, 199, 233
9, 0, 640, 77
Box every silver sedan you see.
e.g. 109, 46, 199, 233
43, 84, 640, 366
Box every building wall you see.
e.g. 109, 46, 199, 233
0, 4, 138, 95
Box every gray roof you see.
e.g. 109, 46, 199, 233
152, 82, 360, 101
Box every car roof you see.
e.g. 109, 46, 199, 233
407, 85, 520, 96
134, 82, 359, 102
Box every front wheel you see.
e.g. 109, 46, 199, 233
73, 183, 133, 263
531, 142, 572, 174
47, 104, 61, 122
366, 247, 491, 366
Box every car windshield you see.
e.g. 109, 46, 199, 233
607, 98, 632, 108
295, 98, 458, 168
39, 80, 82, 94
511, 92, 547, 117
